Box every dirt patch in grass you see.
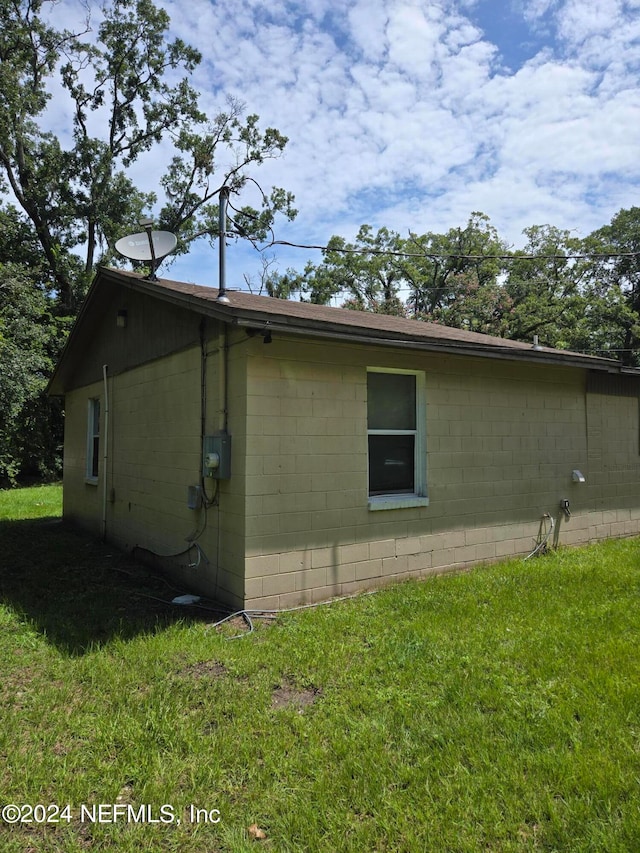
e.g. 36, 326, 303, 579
271, 679, 321, 712
175, 660, 229, 679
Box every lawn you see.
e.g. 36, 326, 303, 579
1, 484, 639, 852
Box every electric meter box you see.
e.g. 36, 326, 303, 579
203, 433, 232, 479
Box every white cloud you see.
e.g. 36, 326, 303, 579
8, 0, 640, 287
557, 0, 623, 42
347, 0, 389, 60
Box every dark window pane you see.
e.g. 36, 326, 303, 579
91, 436, 100, 478
368, 434, 415, 495
367, 372, 416, 430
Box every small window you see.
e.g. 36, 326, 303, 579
367, 369, 427, 509
86, 398, 100, 481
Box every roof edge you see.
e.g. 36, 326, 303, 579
110, 269, 629, 374
48, 267, 640, 395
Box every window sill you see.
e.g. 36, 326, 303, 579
85, 477, 99, 486
368, 495, 429, 511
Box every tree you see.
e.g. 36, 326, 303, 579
0, 0, 296, 312
0, 0, 296, 484
502, 225, 588, 347
294, 225, 408, 314
582, 207, 640, 365
404, 212, 507, 320
242, 256, 302, 300
294, 213, 507, 323
423, 270, 512, 335
0, 262, 65, 485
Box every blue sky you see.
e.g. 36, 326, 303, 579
47, 0, 640, 291
468, 1, 552, 69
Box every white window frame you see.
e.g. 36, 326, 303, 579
367, 367, 428, 511
86, 397, 100, 483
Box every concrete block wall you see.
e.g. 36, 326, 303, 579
243, 336, 640, 609
62, 325, 640, 612
425, 358, 589, 526
587, 392, 640, 499
106, 346, 203, 554
63, 336, 249, 608
62, 379, 104, 535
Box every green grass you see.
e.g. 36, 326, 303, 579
1, 484, 640, 851
0, 482, 62, 520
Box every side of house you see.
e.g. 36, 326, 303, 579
57, 278, 250, 607
51, 270, 640, 610
242, 336, 640, 609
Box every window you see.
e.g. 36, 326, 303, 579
367, 369, 428, 510
86, 398, 100, 481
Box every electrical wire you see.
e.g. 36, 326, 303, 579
132, 541, 209, 569
524, 514, 555, 560
219, 177, 640, 264
205, 588, 383, 639
262, 239, 640, 264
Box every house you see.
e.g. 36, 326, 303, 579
48, 267, 640, 610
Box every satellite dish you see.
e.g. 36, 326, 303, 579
115, 228, 177, 281
115, 231, 177, 262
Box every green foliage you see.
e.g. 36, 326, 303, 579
406, 211, 507, 318
293, 225, 413, 313
581, 207, 640, 364
502, 225, 588, 347
160, 107, 297, 253
241, 256, 302, 299
0, 0, 296, 311
296, 213, 510, 322
296, 208, 640, 363
0, 264, 65, 485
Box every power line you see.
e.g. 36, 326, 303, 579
222, 196, 640, 263
219, 184, 640, 264
265, 238, 640, 263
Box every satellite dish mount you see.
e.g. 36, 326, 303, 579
140, 217, 158, 280
115, 218, 178, 280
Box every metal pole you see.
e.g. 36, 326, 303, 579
140, 217, 158, 280
217, 186, 230, 303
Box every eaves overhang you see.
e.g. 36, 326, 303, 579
48, 267, 640, 395
225, 313, 621, 372
120, 273, 628, 374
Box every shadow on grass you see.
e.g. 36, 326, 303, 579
0, 517, 224, 655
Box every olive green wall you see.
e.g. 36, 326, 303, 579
59, 281, 201, 393
242, 335, 640, 609
62, 325, 249, 609
62, 320, 640, 611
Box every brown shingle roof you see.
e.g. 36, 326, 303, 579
107, 268, 622, 371
48, 267, 637, 398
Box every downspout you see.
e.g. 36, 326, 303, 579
102, 364, 109, 541
215, 324, 230, 600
